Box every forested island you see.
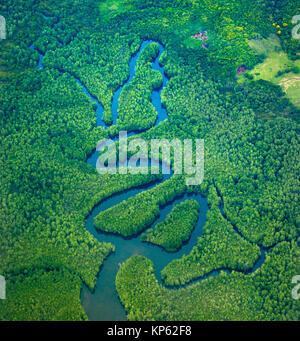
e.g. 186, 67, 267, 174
0, 0, 299, 321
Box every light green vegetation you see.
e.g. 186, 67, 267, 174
99, 0, 134, 19
141, 199, 200, 252
94, 176, 186, 237
160, 186, 261, 286
115, 42, 163, 132
116, 240, 299, 321
1, 0, 299, 321
239, 35, 300, 108
0, 269, 87, 321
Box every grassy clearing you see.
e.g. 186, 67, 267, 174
183, 36, 205, 49
279, 75, 300, 107
99, 0, 133, 18
248, 34, 282, 55
238, 34, 300, 108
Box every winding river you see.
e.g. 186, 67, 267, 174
29, 39, 268, 321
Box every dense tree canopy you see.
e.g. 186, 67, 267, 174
141, 199, 200, 252
0, 0, 299, 321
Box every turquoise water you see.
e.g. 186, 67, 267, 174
29, 40, 268, 321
